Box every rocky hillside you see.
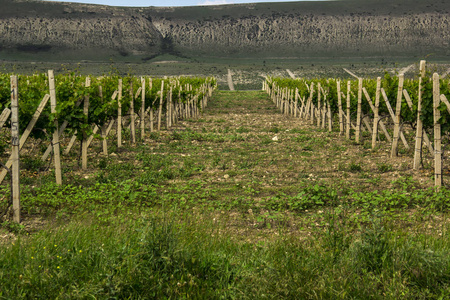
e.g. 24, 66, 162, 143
0, 0, 449, 61
0, 0, 163, 59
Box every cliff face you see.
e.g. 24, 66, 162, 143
0, 16, 161, 55
0, 0, 449, 60
152, 13, 450, 57
0, 0, 163, 58
149, 0, 450, 58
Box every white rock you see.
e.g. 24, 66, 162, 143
272, 136, 279, 141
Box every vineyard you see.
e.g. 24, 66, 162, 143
2, 62, 450, 298
264, 61, 450, 188
0, 71, 216, 222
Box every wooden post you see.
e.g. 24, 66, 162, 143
86, 125, 99, 148
118, 79, 123, 148
317, 83, 321, 127
403, 89, 434, 155
371, 77, 382, 149
310, 83, 315, 124
0, 108, 11, 128
82, 76, 90, 170
10, 76, 20, 223
363, 87, 391, 144
48, 70, 62, 184
64, 132, 77, 155
355, 78, 363, 143
337, 81, 344, 135
433, 73, 443, 187
391, 74, 404, 158
310, 104, 315, 125
101, 119, 114, 156
41, 97, 84, 161
129, 81, 136, 144
98, 85, 107, 156
346, 81, 351, 139
322, 95, 326, 129
327, 99, 332, 132
158, 80, 164, 131
149, 78, 154, 132
0, 94, 51, 184
413, 60, 426, 170
166, 86, 172, 129
140, 77, 145, 140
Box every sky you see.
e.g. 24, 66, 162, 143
42, 0, 325, 7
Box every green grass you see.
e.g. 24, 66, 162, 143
1, 212, 450, 299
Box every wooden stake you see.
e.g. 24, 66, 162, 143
310, 83, 315, 125
337, 80, 344, 135
64, 132, 77, 155
166, 87, 171, 129
327, 99, 332, 132
82, 77, 90, 170
381, 88, 409, 148
117, 79, 122, 148
433, 73, 443, 187
413, 60, 426, 169
48, 70, 62, 184
371, 77, 382, 149
140, 77, 145, 140
403, 89, 434, 155
129, 81, 136, 144
41, 97, 84, 162
149, 78, 154, 132
346, 81, 351, 139
158, 80, 164, 131
0, 108, 11, 128
86, 125, 99, 148
10, 75, 20, 223
294, 88, 299, 117
355, 78, 363, 143
0, 94, 51, 184
317, 83, 321, 127
391, 74, 404, 158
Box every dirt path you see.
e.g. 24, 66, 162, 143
175, 91, 436, 197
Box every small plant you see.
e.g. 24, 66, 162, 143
236, 126, 250, 133
1, 220, 26, 234
377, 163, 393, 173
98, 158, 108, 169
268, 126, 280, 133
349, 162, 362, 173
149, 132, 160, 141
22, 156, 47, 172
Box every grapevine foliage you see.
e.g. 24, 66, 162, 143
268, 73, 450, 134
0, 72, 217, 141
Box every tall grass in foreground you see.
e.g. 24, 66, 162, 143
1, 213, 450, 299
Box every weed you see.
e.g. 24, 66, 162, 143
349, 162, 362, 173
22, 156, 47, 172
268, 126, 280, 133
236, 126, 250, 133
377, 163, 393, 173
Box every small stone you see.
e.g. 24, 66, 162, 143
110, 153, 118, 157
272, 136, 279, 141
224, 174, 230, 179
